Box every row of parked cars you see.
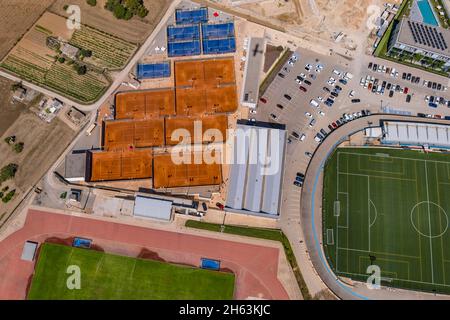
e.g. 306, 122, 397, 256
360, 74, 412, 102
425, 95, 450, 108
368, 62, 398, 78
314, 109, 372, 144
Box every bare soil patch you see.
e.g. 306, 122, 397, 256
49, 0, 172, 44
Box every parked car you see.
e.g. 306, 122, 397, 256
284, 94, 292, 101
299, 86, 307, 92
351, 98, 361, 103
406, 94, 411, 103
260, 97, 267, 103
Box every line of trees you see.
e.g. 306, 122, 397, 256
105, 0, 149, 20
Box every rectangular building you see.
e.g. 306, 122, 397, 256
241, 37, 266, 109
388, 18, 450, 67
226, 120, 286, 217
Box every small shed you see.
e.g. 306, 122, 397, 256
21, 241, 38, 261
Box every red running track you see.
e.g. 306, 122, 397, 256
0, 209, 289, 300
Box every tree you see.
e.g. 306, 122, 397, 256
113, 4, 126, 19
86, 0, 97, 6
58, 56, 66, 63
13, 142, 24, 153
2, 190, 16, 203
0, 164, 18, 184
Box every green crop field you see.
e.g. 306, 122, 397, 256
28, 243, 235, 300
323, 148, 450, 294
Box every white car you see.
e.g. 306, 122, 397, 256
318, 96, 324, 102
332, 69, 341, 77
300, 73, 306, 78
314, 136, 322, 143
249, 109, 257, 114
300, 134, 306, 142
318, 110, 325, 117
348, 90, 355, 98
305, 112, 312, 118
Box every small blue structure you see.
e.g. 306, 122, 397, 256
200, 258, 221, 271
137, 62, 170, 79
175, 7, 208, 25
73, 237, 92, 249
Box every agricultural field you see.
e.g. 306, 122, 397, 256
0, 12, 141, 103
69, 25, 137, 69
28, 243, 236, 300
50, 0, 172, 43
0, 0, 55, 60
323, 148, 450, 294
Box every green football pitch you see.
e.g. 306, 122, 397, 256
323, 148, 450, 294
28, 243, 235, 300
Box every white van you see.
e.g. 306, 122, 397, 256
310, 99, 319, 108
300, 134, 306, 142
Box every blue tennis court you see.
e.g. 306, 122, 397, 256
203, 38, 236, 54
137, 62, 170, 79
167, 25, 200, 42
201, 23, 235, 39
175, 7, 208, 24
168, 40, 201, 57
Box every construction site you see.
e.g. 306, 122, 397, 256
85, 57, 237, 191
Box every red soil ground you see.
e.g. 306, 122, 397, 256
0, 209, 289, 300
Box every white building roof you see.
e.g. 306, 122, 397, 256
382, 121, 450, 148
226, 120, 286, 216
134, 196, 172, 221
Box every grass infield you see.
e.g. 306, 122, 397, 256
28, 243, 235, 300
323, 148, 450, 294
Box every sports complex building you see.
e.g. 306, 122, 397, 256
84, 57, 238, 190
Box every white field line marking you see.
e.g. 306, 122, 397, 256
425, 161, 435, 284
338, 151, 450, 166
368, 176, 371, 252
336, 152, 340, 272
337, 271, 450, 287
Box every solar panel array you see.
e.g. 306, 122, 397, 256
407, 20, 448, 51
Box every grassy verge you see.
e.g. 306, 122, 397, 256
28, 243, 235, 300
259, 48, 292, 97
185, 220, 312, 300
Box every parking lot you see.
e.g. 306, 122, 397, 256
253, 46, 450, 222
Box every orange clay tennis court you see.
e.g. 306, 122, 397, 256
115, 89, 175, 120
153, 152, 222, 188
174, 58, 235, 87
102, 119, 165, 150
165, 115, 228, 145
87, 149, 152, 182
174, 58, 238, 116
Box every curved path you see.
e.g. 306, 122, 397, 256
0, 209, 289, 300
300, 114, 450, 300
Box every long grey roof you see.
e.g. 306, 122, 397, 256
226, 121, 286, 216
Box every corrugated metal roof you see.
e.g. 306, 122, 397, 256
383, 121, 450, 148
226, 122, 286, 216
134, 196, 172, 221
